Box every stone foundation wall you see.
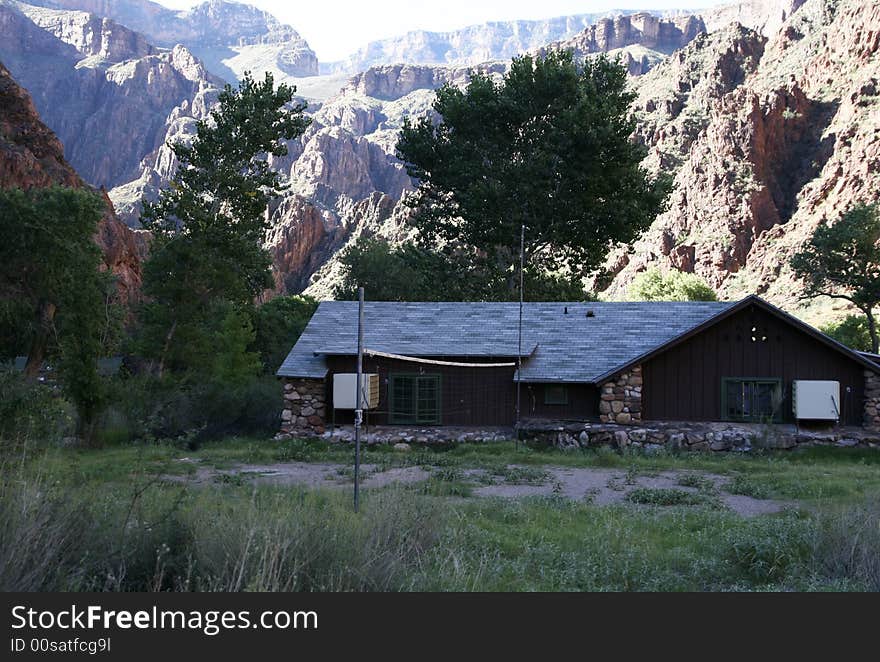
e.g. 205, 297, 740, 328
599, 366, 642, 425
865, 370, 880, 430
279, 378, 327, 437
520, 421, 880, 452
311, 421, 880, 452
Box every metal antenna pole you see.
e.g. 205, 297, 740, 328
354, 287, 365, 513
516, 224, 525, 449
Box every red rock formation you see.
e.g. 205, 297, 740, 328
604, 0, 880, 324
0, 60, 142, 302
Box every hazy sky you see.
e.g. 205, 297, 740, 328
157, 1, 719, 61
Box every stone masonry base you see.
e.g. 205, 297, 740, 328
280, 378, 327, 437
279, 419, 880, 452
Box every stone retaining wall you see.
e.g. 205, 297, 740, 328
280, 378, 327, 437
599, 366, 642, 425
295, 420, 880, 452
520, 421, 880, 452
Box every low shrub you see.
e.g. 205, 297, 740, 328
626, 488, 710, 507
0, 370, 72, 447
100, 375, 282, 444
727, 475, 772, 500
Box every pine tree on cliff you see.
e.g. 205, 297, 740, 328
397, 51, 670, 291
139, 72, 310, 378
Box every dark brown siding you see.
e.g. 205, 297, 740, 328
642, 303, 866, 425
523, 384, 601, 421
326, 356, 517, 426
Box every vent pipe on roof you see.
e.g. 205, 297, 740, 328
564, 306, 569, 315
586, 310, 596, 318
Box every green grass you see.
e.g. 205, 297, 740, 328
5, 437, 879, 592
25, 438, 880, 506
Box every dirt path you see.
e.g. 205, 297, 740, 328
168, 461, 792, 518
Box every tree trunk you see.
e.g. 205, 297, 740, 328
156, 320, 178, 379
867, 309, 879, 354
23, 301, 56, 380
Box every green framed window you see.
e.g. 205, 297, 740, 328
722, 378, 783, 423
389, 374, 441, 425
544, 385, 569, 406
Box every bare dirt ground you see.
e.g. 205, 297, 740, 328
168, 461, 792, 518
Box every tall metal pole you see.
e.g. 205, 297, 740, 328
516, 224, 525, 449
354, 287, 365, 513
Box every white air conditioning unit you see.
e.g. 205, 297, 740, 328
793, 381, 840, 421
333, 374, 380, 410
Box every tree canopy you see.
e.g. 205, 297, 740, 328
628, 268, 718, 302
790, 203, 880, 352
333, 237, 590, 302
397, 51, 669, 291
820, 315, 873, 353
138, 72, 310, 377
0, 186, 113, 439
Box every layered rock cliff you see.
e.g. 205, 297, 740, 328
603, 0, 880, 324
0, 1, 221, 190
0, 60, 141, 301
324, 11, 637, 75
26, 0, 319, 80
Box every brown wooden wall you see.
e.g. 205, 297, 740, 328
522, 383, 601, 421
326, 356, 518, 426
642, 303, 866, 425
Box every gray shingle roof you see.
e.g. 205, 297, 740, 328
277, 300, 736, 383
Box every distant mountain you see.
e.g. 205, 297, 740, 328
535, 12, 707, 75
323, 9, 694, 75
20, 0, 319, 80
0, 0, 221, 190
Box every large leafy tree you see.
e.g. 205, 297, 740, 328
397, 51, 668, 291
252, 295, 319, 373
333, 238, 590, 303
629, 268, 717, 302
139, 72, 310, 377
791, 203, 880, 353
0, 186, 111, 439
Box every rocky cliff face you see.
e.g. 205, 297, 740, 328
0, 60, 142, 301
324, 12, 640, 75
702, 0, 807, 36
0, 1, 221, 190
603, 0, 880, 324
539, 13, 707, 59
26, 0, 319, 80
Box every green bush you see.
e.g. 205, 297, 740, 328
0, 370, 72, 446
625, 488, 708, 506
100, 374, 282, 443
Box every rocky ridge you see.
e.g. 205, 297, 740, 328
324, 11, 655, 75
24, 0, 319, 80
0, 0, 221, 190
603, 0, 880, 325
536, 13, 709, 76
